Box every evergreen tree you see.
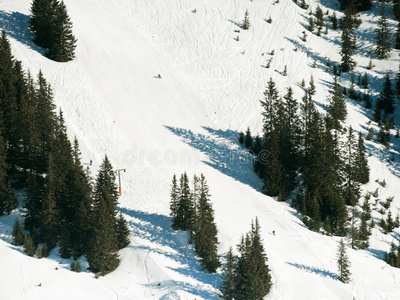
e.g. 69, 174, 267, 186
30, 0, 76, 62
219, 247, 235, 300
242, 10, 250, 30
234, 218, 272, 299
395, 22, 400, 50
396, 64, 400, 97
24, 234, 36, 256
47, 1, 77, 62
308, 75, 316, 96
87, 197, 119, 275
361, 72, 368, 90
263, 129, 284, 197
175, 172, 196, 233
170, 174, 179, 229
251, 135, 262, 156
342, 127, 361, 206
327, 77, 347, 129
337, 239, 351, 283
354, 132, 369, 184
12, 218, 24, 245
0, 132, 17, 215
315, 6, 324, 35
194, 174, 220, 273
115, 211, 130, 249
331, 12, 338, 30
356, 0, 371, 11
238, 132, 244, 145
244, 127, 253, 149
340, 5, 357, 72
378, 73, 395, 115
375, 3, 391, 60
76, 259, 82, 272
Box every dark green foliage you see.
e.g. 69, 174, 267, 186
361, 72, 368, 89
244, 127, 253, 149
12, 219, 24, 245
342, 127, 361, 206
170, 174, 179, 229
354, 132, 369, 184
308, 76, 316, 95
42, 243, 49, 257
174, 172, 196, 233
219, 247, 235, 300
340, 5, 357, 72
375, 4, 391, 60
356, 0, 371, 11
385, 242, 400, 268
234, 218, 272, 299
24, 234, 36, 257
337, 239, 351, 283
30, 0, 76, 62
315, 6, 324, 35
242, 10, 250, 30
194, 174, 220, 273
330, 12, 338, 30
327, 77, 347, 130
373, 101, 381, 123
87, 197, 119, 275
250, 135, 262, 156
395, 22, 400, 50
0, 131, 17, 215
378, 73, 395, 115
71, 259, 76, 271
308, 17, 315, 32
238, 132, 244, 145
396, 64, 400, 96
116, 211, 130, 249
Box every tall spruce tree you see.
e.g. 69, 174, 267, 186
378, 73, 395, 114
30, 0, 76, 62
175, 172, 196, 233
47, 1, 77, 62
337, 239, 351, 283
0, 132, 17, 215
375, 3, 391, 60
194, 174, 220, 273
219, 247, 235, 300
12, 218, 24, 245
327, 77, 347, 130
115, 211, 130, 250
354, 132, 369, 184
234, 218, 272, 299
340, 4, 357, 72
170, 174, 179, 229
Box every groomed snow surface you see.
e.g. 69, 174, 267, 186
1, 0, 400, 299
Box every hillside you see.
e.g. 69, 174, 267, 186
1, 0, 400, 299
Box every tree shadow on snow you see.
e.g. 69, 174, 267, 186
164, 125, 264, 192
119, 208, 219, 299
286, 262, 337, 280
0, 10, 43, 54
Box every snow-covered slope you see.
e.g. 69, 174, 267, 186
1, 0, 400, 299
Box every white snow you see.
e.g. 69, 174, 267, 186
1, 0, 400, 299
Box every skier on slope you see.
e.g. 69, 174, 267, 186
158, 74, 162, 79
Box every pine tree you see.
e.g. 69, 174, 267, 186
234, 218, 272, 299
343, 127, 361, 206
315, 6, 324, 36
356, 0, 372, 11
30, 0, 76, 62
244, 127, 253, 149
76, 259, 82, 272
354, 132, 369, 184
87, 197, 119, 275
47, 1, 77, 62
175, 172, 196, 233
331, 12, 338, 30
12, 218, 24, 245
115, 211, 130, 249
375, 3, 391, 60
327, 77, 347, 129
242, 10, 250, 30
378, 73, 395, 115
340, 5, 356, 72
24, 234, 36, 256
395, 22, 400, 50
238, 132, 244, 145
0, 132, 17, 215
194, 174, 220, 273
170, 174, 179, 229
308, 75, 316, 95
219, 247, 235, 300
337, 239, 351, 283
